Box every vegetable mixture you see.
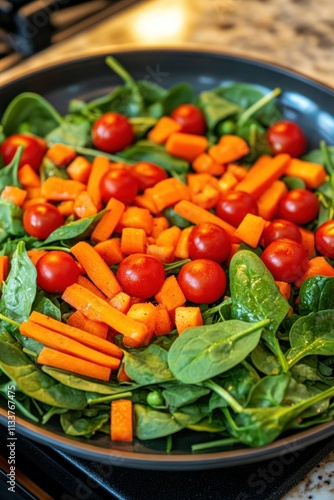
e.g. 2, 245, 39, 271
0, 56, 334, 451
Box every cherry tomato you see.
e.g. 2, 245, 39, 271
278, 189, 319, 225
177, 259, 226, 304
1, 133, 47, 171
36, 251, 80, 294
261, 239, 308, 282
262, 219, 302, 247
188, 223, 231, 263
315, 220, 334, 259
116, 253, 165, 299
267, 120, 307, 157
100, 169, 139, 205
171, 104, 206, 135
23, 202, 64, 239
130, 162, 168, 190
91, 112, 134, 153
216, 191, 258, 227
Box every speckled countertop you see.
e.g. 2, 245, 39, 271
0, 1, 334, 498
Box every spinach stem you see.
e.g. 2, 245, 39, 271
105, 56, 137, 87
237, 87, 281, 127
202, 379, 244, 414
201, 298, 232, 321
87, 391, 132, 405
191, 437, 239, 452
0, 312, 20, 329
320, 140, 334, 174
73, 146, 135, 165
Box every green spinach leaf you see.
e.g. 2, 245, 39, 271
134, 404, 183, 440
123, 344, 174, 385
299, 276, 334, 314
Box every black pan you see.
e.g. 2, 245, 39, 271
0, 47, 334, 470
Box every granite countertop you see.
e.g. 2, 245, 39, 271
1, 1, 334, 498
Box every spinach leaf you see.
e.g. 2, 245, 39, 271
134, 404, 183, 440
303, 146, 334, 167
46, 119, 90, 148
247, 374, 291, 408
162, 83, 196, 115
283, 378, 329, 418
251, 341, 281, 376
0, 199, 25, 244
172, 401, 209, 426
0, 380, 39, 422
161, 383, 210, 409
0, 146, 22, 191
299, 276, 334, 314
60, 410, 109, 438
168, 318, 268, 384
1, 92, 63, 137
32, 291, 61, 320
197, 91, 241, 131
286, 310, 334, 367
40, 158, 69, 182
123, 344, 174, 385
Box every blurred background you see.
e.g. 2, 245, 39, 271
1, 0, 334, 86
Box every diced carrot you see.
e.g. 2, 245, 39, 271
227, 163, 248, 180
67, 156, 92, 183
18, 164, 41, 188
235, 154, 291, 199
209, 135, 250, 164
29, 311, 122, 358
20, 320, 121, 369
62, 283, 149, 342
275, 281, 291, 301
22, 196, 47, 210
133, 193, 159, 214
41, 177, 86, 201
226, 243, 240, 266
67, 310, 108, 340
57, 200, 75, 217
175, 306, 203, 335
76, 274, 108, 301
46, 144, 76, 166
174, 200, 236, 237
156, 226, 181, 250
38, 347, 111, 381
151, 216, 170, 239
155, 303, 173, 335
111, 399, 133, 442
0, 255, 9, 283
94, 238, 124, 266
125, 302, 156, 345
115, 206, 153, 235
294, 257, 334, 288
73, 190, 98, 219
155, 275, 186, 314
1, 186, 27, 206
165, 132, 208, 162
109, 291, 132, 314
147, 116, 182, 144
187, 173, 220, 210
117, 364, 132, 383
144, 178, 191, 213
284, 158, 327, 189
192, 153, 225, 176
71, 241, 121, 299
91, 197, 125, 243
217, 171, 239, 193
257, 180, 288, 220
121, 227, 147, 254
299, 227, 316, 258
174, 226, 193, 260
86, 156, 110, 211
146, 244, 175, 263
27, 249, 48, 266
234, 213, 267, 248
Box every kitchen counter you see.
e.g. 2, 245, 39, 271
1, 1, 334, 498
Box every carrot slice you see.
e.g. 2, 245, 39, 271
38, 347, 111, 381
86, 156, 110, 211
257, 180, 288, 220
76, 275, 108, 301
1, 186, 27, 206
125, 302, 157, 346
174, 226, 193, 260
121, 228, 147, 254
299, 227, 316, 258
294, 256, 334, 288
151, 216, 170, 239
115, 206, 154, 235
209, 135, 250, 164
175, 306, 203, 335
46, 144, 76, 166
192, 153, 225, 176
174, 200, 235, 237
284, 158, 327, 189
66, 156, 92, 183
144, 178, 191, 213
155, 303, 173, 335
27, 249, 48, 266
67, 310, 109, 340
41, 177, 86, 201
165, 132, 208, 162
146, 244, 175, 263
111, 399, 133, 442
275, 281, 291, 301
18, 164, 41, 188
73, 191, 98, 219
147, 116, 182, 144
234, 213, 266, 248
109, 291, 132, 314
0, 255, 9, 283
91, 197, 125, 243
155, 275, 186, 314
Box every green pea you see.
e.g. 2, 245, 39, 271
216, 119, 236, 136
146, 391, 165, 407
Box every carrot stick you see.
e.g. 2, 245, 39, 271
257, 180, 288, 220
90, 197, 125, 243
233, 213, 267, 248
299, 227, 316, 258
209, 134, 250, 164
62, 283, 149, 341
86, 156, 110, 211
175, 306, 203, 335
155, 303, 173, 335
294, 256, 334, 287
41, 177, 86, 201
18, 164, 41, 188
71, 241, 122, 299
46, 143, 76, 166
73, 190, 98, 219
165, 132, 208, 162
57, 200, 75, 217
29, 310, 123, 358
94, 238, 124, 266
109, 291, 132, 314
284, 158, 327, 189
147, 116, 182, 144
174, 226, 193, 260
0, 255, 9, 283
235, 154, 291, 198
20, 320, 121, 369
76, 275, 108, 300
67, 310, 109, 339
173, 200, 236, 237
111, 399, 133, 442
217, 171, 239, 193
1, 186, 27, 206
66, 156, 92, 183
121, 228, 147, 254
38, 347, 111, 381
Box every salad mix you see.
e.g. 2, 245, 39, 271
0, 56, 334, 452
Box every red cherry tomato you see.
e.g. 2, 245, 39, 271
267, 120, 307, 157
116, 253, 165, 299
91, 112, 134, 153
171, 104, 206, 135
188, 223, 231, 263
1, 133, 47, 171
261, 239, 308, 283
36, 251, 80, 294
177, 259, 226, 304
216, 191, 258, 227
262, 219, 302, 247
278, 189, 319, 225
315, 220, 334, 259
23, 202, 64, 239
130, 162, 168, 190
100, 169, 139, 205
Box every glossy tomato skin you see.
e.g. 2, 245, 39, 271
130, 162, 168, 190
188, 223, 231, 263
177, 259, 226, 304
263, 219, 302, 247
91, 112, 134, 153
315, 220, 334, 259
36, 251, 80, 294
1, 133, 47, 171
23, 202, 64, 239
216, 191, 258, 227
261, 239, 309, 282
278, 189, 319, 225
116, 253, 165, 299
100, 169, 139, 205
171, 104, 206, 135
267, 120, 307, 157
